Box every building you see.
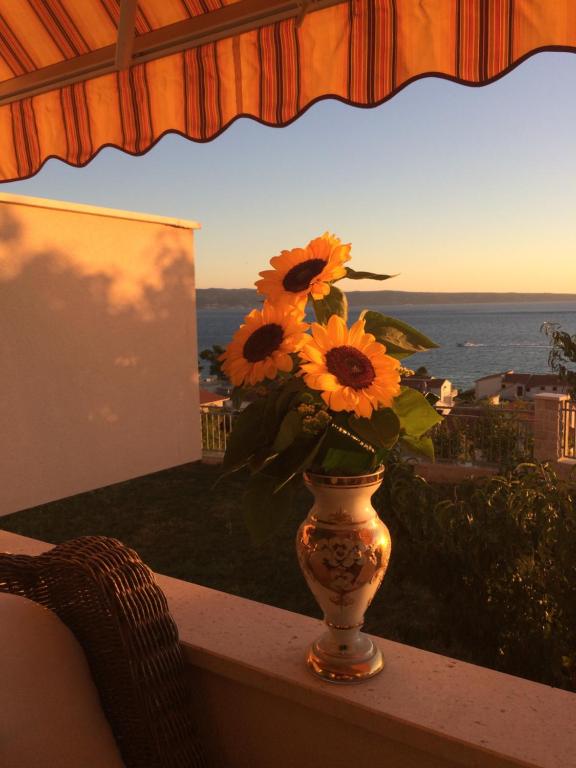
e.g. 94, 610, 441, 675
475, 371, 570, 402
401, 376, 458, 412
500, 373, 570, 401
475, 372, 512, 401
199, 388, 230, 410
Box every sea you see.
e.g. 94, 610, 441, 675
197, 302, 576, 391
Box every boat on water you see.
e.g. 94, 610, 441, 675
457, 341, 485, 347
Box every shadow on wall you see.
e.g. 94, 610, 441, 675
0, 204, 200, 514
0, 205, 22, 242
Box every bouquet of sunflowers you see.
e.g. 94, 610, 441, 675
220, 233, 441, 541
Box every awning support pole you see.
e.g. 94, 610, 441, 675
116, 0, 138, 70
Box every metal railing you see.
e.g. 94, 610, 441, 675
201, 407, 234, 454
431, 409, 534, 468
200, 406, 537, 468
560, 400, 576, 459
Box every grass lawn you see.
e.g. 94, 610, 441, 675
0, 461, 450, 655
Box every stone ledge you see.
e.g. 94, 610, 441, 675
2, 530, 575, 768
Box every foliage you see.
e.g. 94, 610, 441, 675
199, 344, 227, 380
455, 387, 476, 403
219, 234, 441, 541
541, 322, 576, 396
2, 459, 574, 691
377, 459, 576, 690
361, 311, 438, 360
432, 408, 534, 469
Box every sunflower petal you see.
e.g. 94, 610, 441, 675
311, 323, 331, 351
301, 344, 324, 364
275, 353, 293, 372
310, 281, 331, 300
327, 314, 346, 345
355, 393, 374, 419
328, 388, 351, 412
310, 373, 340, 391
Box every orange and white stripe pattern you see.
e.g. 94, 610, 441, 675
0, 0, 575, 181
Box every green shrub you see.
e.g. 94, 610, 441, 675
2, 458, 574, 690
377, 461, 576, 690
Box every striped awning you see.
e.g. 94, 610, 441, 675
1, 0, 575, 182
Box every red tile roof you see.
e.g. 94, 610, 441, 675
199, 388, 229, 405
502, 373, 564, 386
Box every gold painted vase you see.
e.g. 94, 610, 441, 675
296, 467, 391, 683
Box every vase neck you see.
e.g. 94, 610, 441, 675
304, 477, 383, 525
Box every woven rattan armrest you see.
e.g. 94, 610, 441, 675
0, 536, 206, 768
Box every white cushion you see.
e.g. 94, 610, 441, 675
0, 592, 125, 768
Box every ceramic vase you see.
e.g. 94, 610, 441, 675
296, 467, 391, 683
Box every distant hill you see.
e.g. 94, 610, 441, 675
197, 288, 576, 309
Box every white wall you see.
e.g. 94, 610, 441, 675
0, 194, 201, 516
475, 375, 503, 400
502, 383, 569, 401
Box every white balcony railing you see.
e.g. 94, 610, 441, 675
201, 407, 234, 455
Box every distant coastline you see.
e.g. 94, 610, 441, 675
197, 288, 576, 309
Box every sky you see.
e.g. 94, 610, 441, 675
2, 52, 576, 294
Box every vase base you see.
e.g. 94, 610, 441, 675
306, 636, 384, 684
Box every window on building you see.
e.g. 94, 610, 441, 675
516, 386, 524, 396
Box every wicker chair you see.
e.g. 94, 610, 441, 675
0, 536, 207, 768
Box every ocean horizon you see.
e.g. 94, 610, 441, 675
197, 301, 576, 391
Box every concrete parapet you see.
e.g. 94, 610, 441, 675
2, 529, 575, 768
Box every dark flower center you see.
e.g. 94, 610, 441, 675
325, 345, 375, 390
243, 323, 284, 362
282, 258, 327, 293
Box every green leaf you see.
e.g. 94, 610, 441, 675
272, 410, 303, 452
312, 284, 348, 324
400, 434, 435, 460
345, 267, 398, 281
242, 474, 297, 544
261, 387, 284, 442
321, 448, 374, 474
314, 417, 376, 474
392, 386, 443, 438
222, 398, 267, 473
274, 377, 306, 416
247, 448, 279, 473
348, 408, 401, 450
231, 387, 249, 410
361, 310, 439, 359
271, 431, 328, 492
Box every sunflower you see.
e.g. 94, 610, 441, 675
220, 302, 308, 387
255, 232, 351, 309
299, 315, 401, 418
